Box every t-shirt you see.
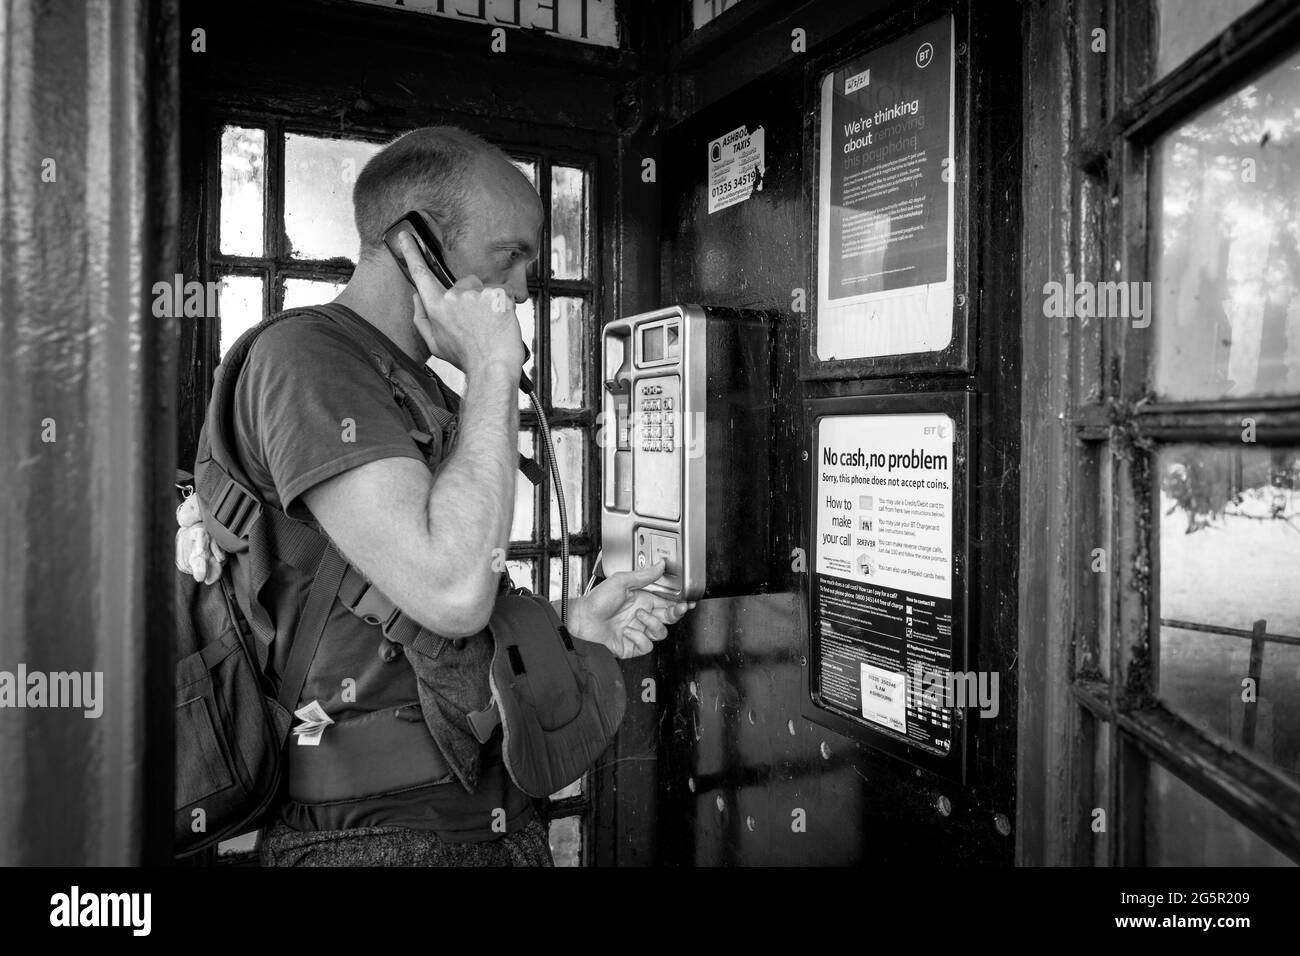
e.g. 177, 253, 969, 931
231, 304, 535, 841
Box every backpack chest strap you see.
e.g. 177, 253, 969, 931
336, 565, 448, 661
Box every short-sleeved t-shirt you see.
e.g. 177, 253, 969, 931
231, 305, 534, 840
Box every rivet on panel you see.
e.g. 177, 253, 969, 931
745, 815, 756, 832
787, 719, 796, 736
687, 777, 696, 793
715, 795, 726, 813
747, 709, 756, 725
995, 813, 1012, 836
936, 795, 952, 817
819, 741, 831, 760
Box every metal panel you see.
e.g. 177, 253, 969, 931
0, 0, 179, 865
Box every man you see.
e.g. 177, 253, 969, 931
177, 126, 693, 865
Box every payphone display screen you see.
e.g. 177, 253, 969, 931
643, 326, 664, 362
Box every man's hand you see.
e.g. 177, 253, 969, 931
397, 232, 524, 377
566, 561, 696, 659
174, 494, 226, 585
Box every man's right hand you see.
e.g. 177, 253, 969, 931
396, 232, 525, 378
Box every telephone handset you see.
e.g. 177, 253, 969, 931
381, 210, 573, 618
381, 210, 534, 396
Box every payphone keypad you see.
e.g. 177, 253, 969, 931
638, 385, 675, 453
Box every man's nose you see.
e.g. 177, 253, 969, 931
506, 270, 529, 304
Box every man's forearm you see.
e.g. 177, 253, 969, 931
423, 360, 519, 606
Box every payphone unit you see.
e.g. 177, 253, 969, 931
600, 305, 771, 601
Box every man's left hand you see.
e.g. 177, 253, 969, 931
566, 561, 695, 659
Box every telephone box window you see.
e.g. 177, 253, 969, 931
548, 428, 586, 533
219, 126, 265, 257
550, 297, 586, 409
513, 429, 537, 543
283, 278, 346, 310
284, 132, 381, 261
548, 555, 584, 602
1150, 47, 1300, 401
549, 165, 588, 280
216, 274, 263, 357
1153, 0, 1264, 80
1157, 444, 1300, 778
1145, 760, 1296, 865
506, 558, 536, 593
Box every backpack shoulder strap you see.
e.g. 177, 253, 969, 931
275, 545, 349, 712
196, 308, 333, 556
194, 309, 343, 654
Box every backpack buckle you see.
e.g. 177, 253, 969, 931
346, 580, 403, 636
210, 476, 262, 541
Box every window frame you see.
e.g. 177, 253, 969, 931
1068, 0, 1300, 865
198, 108, 605, 866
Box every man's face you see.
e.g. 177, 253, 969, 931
437, 157, 543, 305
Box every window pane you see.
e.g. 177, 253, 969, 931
1145, 759, 1294, 865
1153, 0, 1261, 80
1157, 444, 1300, 779
425, 297, 536, 410
220, 126, 265, 257
1151, 48, 1300, 401
283, 278, 346, 311
550, 775, 584, 801
513, 430, 536, 543
518, 296, 536, 410
548, 427, 585, 533
550, 165, 587, 279
218, 274, 264, 358
547, 816, 582, 867
512, 159, 540, 278
550, 297, 586, 409
506, 558, 536, 593
548, 555, 583, 602
284, 133, 381, 262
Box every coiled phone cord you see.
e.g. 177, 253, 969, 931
530, 390, 569, 623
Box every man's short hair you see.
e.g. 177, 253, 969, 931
352, 126, 511, 262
